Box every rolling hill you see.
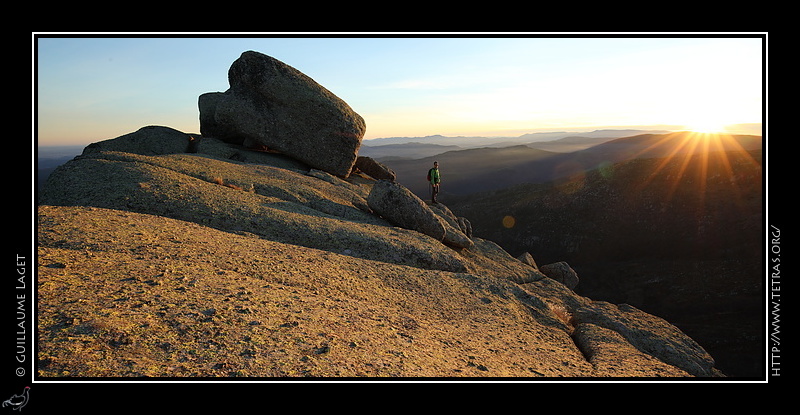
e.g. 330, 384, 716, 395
364, 129, 671, 149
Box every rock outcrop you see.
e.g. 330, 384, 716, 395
199, 51, 366, 177
572, 302, 716, 377
35, 50, 724, 379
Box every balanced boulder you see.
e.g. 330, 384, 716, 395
199, 51, 366, 177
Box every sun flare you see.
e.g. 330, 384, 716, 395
635, 129, 761, 205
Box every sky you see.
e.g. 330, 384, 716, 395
34, 34, 765, 147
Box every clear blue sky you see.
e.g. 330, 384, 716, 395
35, 34, 764, 147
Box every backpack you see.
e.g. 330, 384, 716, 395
427, 168, 432, 182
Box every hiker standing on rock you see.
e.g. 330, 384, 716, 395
428, 161, 441, 203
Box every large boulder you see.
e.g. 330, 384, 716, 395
540, 261, 579, 290
367, 181, 473, 249
199, 51, 366, 177
367, 180, 446, 242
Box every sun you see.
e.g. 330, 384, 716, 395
680, 113, 736, 134
685, 120, 730, 134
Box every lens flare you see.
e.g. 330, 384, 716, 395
635, 131, 762, 211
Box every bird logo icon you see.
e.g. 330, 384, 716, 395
2, 386, 29, 411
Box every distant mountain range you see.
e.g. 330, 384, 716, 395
361, 129, 673, 158
358, 142, 463, 160
378, 131, 763, 199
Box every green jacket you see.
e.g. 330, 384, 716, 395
428, 167, 440, 185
